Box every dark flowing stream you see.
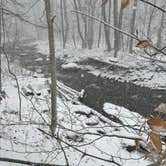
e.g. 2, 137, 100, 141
6, 42, 166, 118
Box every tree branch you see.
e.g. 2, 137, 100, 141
139, 0, 166, 13
0, 157, 64, 166
71, 10, 166, 56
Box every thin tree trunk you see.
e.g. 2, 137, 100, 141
0, 0, 2, 92
87, 0, 95, 49
129, 0, 138, 53
118, 7, 123, 50
73, 0, 85, 48
44, 0, 57, 136
77, 0, 87, 48
157, 11, 164, 48
72, 25, 77, 48
113, 0, 119, 57
63, 0, 69, 46
147, 0, 156, 38
97, 21, 102, 48
60, 0, 65, 48
33, 8, 41, 40
102, 4, 111, 51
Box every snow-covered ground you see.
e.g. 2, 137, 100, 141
0, 48, 153, 165
35, 41, 166, 89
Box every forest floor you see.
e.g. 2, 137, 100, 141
34, 41, 166, 117
0, 40, 161, 166
6, 40, 166, 117
0, 40, 156, 165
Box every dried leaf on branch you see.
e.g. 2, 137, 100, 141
121, 0, 130, 9
147, 118, 166, 133
149, 132, 162, 154
135, 139, 140, 149
136, 39, 151, 48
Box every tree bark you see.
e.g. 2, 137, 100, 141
113, 0, 119, 57
157, 11, 164, 48
118, 7, 123, 50
60, 0, 65, 48
129, 0, 138, 53
102, 4, 111, 51
73, 0, 85, 48
97, 21, 102, 48
147, 2, 156, 38
63, 0, 69, 46
77, 0, 88, 48
44, 0, 57, 135
0, 0, 2, 92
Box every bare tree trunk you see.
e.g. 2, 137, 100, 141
73, 0, 85, 48
113, 0, 119, 57
44, 0, 57, 136
97, 21, 102, 48
147, 4, 156, 38
72, 25, 77, 48
129, 0, 138, 53
157, 11, 164, 48
87, 0, 96, 49
0, 0, 2, 92
118, 7, 123, 50
77, 0, 88, 48
60, 0, 65, 48
63, 0, 69, 46
33, 8, 41, 40
102, 4, 111, 51
83, 17, 88, 48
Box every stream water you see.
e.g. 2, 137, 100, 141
6, 42, 166, 118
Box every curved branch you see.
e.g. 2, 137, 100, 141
0, 157, 64, 166
71, 10, 166, 56
139, 0, 166, 13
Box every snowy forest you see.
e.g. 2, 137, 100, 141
0, 0, 166, 165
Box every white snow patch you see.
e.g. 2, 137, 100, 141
61, 62, 79, 69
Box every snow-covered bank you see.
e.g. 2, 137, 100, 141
35, 41, 166, 89
0, 54, 152, 166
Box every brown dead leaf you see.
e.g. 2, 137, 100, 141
101, 0, 108, 7
136, 39, 151, 48
147, 118, 166, 133
121, 0, 130, 9
149, 132, 162, 154
135, 139, 140, 149
154, 103, 166, 114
